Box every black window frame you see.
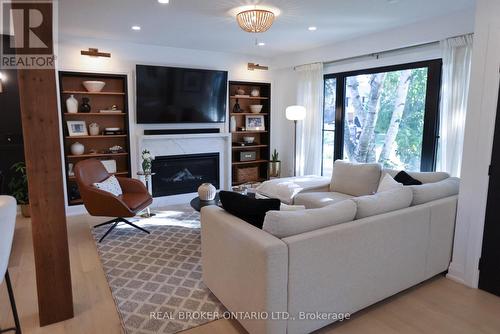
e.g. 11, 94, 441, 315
323, 59, 442, 173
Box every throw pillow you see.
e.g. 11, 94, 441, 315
263, 200, 357, 238
93, 175, 123, 196
377, 174, 403, 193
394, 171, 423, 186
219, 191, 281, 228
330, 160, 382, 196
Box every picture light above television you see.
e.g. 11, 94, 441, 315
136, 64, 228, 124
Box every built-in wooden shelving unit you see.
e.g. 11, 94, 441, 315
229, 81, 271, 185
58, 71, 132, 206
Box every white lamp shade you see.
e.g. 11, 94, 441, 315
286, 105, 306, 121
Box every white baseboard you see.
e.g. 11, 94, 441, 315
446, 261, 467, 286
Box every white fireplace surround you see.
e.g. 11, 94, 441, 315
138, 133, 232, 207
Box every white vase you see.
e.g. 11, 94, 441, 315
198, 183, 216, 201
66, 94, 78, 113
89, 122, 100, 136
230, 116, 237, 132
70, 142, 85, 155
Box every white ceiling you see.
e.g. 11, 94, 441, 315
59, 0, 475, 57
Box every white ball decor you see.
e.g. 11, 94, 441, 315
198, 183, 216, 201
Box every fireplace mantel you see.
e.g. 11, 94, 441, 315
137, 132, 231, 206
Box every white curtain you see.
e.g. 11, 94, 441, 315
295, 62, 323, 176
437, 34, 473, 176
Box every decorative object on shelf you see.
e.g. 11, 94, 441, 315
80, 48, 111, 58
250, 88, 260, 97
80, 97, 91, 113
88, 122, 100, 136
243, 136, 255, 144
240, 151, 256, 162
67, 163, 74, 176
269, 149, 281, 178
99, 105, 122, 113
66, 94, 78, 113
109, 145, 125, 154
232, 99, 243, 113
103, 127, 124, 135
89, 148, 98, 154
245, 115, 265, 131
237, 126, 246, 131
83, 80, 106, 92
141, 149, 154, 174
100, 160, 117, 173
236, 87, 246, 95
70, 142, 85, 155
236, 8, 275, 33
249, 104, 263, 113
230, 116, 237, 132
286, 105, 306, 176
8, 161, 30, 217
235, 166, 259, 184
66, 120, 88, 136
248, 63, 269, 71
198, 183, 217, 201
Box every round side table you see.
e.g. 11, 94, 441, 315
137, 171, 156, 217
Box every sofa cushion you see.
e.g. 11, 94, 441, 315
409, 177, 460, 206
219, 191, 281, 228
382, 169, 450, 184
352, 187, 413, 219
280, 203, 306, 211
377, 174, 403, 192
330, 160, 381, 196
263, 200, 357, 238
293, 191, 353, 209
394, 171, 423, 185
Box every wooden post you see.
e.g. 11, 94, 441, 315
11, 0, 74, 326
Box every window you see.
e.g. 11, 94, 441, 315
322, 60, 441, 175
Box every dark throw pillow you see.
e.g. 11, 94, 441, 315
219, 191, 281, 229
394, 171, 423, 186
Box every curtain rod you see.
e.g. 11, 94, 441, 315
293, 33, 472, 70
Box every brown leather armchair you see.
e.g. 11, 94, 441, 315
74, 159, 153, 242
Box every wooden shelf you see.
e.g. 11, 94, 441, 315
68, 171, 128, 180
232, 131, 268, 134
62, 90, 125, 96
64, 113, 126, 116
232, 145, 268, 150
232, 160, 269, 166
66, 152, 128, 159
232, 178, 266, 186
230, 113, 269, 116
230, 96, 268, 100
65, 135, 127, 139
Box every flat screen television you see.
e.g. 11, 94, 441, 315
136, 65, 227, 124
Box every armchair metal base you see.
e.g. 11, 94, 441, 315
0, 270, 21, 334
94, 217, 150, 243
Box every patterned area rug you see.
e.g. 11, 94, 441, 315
91, 206, 226, 334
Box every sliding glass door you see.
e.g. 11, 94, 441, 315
322, 60, 441, 175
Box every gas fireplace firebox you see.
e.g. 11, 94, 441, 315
151, 153, 220, 197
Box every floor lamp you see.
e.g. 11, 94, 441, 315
286, 105, 306, 176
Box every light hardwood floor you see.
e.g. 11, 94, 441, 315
1, 213, 500, 334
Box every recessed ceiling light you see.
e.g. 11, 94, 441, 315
158, 0, 169, 4
308, 26, 317, 31
257, 42, 266, 47
131, 25, 141, 31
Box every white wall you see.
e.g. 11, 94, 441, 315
447, 0, 500, 288
57, 36, 273, 214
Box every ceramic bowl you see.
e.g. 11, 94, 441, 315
243, 136, 255, 144
249, 105, 263, 113
83, 81, 106, 93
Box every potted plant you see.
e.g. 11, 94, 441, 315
268, 149, 281, 178
141, 149, 154, 174
8, 161, 30, 217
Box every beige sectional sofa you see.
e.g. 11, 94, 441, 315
200, 161, 460, 334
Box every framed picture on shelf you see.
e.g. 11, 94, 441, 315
245, 115, 265, 131
66, 120, 88, 136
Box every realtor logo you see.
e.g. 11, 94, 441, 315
1, 1, 56, 69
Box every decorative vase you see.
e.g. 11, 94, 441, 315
89, 122, 100, 136
198, 183, 216, 201
80, 97, 91, 113
232, 99, 242, 113
268, 161, 281, 178
230, 116, 237, 132
66, 94, 78, 113
71, 142, 85, 155
250, 88, 260, 97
